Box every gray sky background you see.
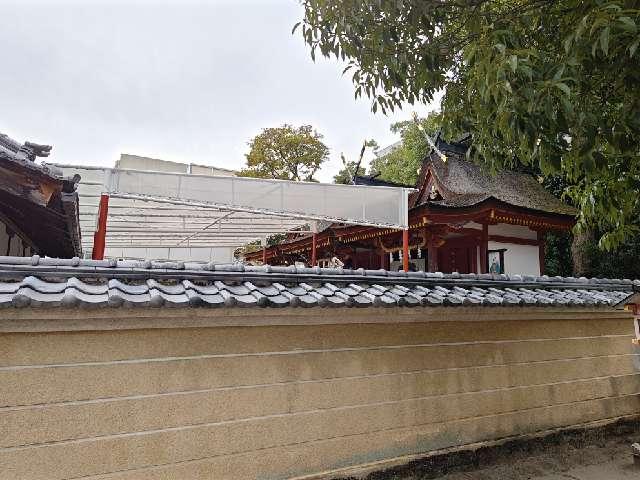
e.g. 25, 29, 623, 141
1, 0, 439, 182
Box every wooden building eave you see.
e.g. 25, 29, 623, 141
246, 198, 576, 263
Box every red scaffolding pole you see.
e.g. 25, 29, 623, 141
92, 194, 110, 260
402, 229, 409, 272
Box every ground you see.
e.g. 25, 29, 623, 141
439, 436, 637, 480
341, 419, 640, 480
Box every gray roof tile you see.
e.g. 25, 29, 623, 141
0, 256, 634, 310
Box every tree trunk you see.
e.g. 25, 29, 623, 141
571, 228, 595, 277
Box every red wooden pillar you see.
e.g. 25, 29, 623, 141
480, 223, 488, 273
537, 230, 546, 276
379, 250, 388, 270
91, 194, 110, 260
402, 229, 409, 272
427, 242, 439, 272
311, 233, 318, 267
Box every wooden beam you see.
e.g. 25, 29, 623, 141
311, 233, 317, 267
427, 241, 439, 273
480, 223, 488, 273
489, 235, 540, 246
379, 249, 388, 270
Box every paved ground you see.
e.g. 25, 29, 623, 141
435, 434, 638, 480
343, 421, 640, 480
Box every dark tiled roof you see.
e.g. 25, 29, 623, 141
353, 174, 413, 188
0, 133, 57, 176
418, 141, 577, 216
0, 133, 82, 258
0, 256, 636, 309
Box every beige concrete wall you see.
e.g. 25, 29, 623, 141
0, 308, 638, 479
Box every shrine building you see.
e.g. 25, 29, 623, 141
0, 133, 82, 258
249, 136, 576, 276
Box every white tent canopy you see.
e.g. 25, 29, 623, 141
55, 165, 412, 262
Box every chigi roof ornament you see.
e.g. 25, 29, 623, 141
412, 112, 447, 163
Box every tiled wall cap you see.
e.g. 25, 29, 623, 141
0, 256, 31, 265
406, 271, 426, 279
212, 264, 245, 272
269, 266, 294, 274
367, 269, 388, 277
388, 270, 408, 278
426, 272, 445, 278
321, 268, 344, 275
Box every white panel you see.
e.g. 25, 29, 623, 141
104, 246, 235, 262
488, 241, 540, 276
107, 168, 410, 228
55, 165, 411, 262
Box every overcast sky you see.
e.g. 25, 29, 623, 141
1, 0, 439, 182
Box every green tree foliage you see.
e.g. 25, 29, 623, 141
333, 139, 378, 184
545, 228, 640, 278
370, 114, 441, 185
296, 0, 640, 249
240, 124, 329, 181
334, 160, 366, 184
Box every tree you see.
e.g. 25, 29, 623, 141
296, 0, 640, 249
239, 124, 329, 181
334, 160, 366, 184
333, 139, 378, 184
370, 114, 441, 186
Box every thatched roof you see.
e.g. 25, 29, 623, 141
414, 139, 577, 217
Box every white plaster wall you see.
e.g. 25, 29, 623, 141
488, 223, 537, 240
104, 246, 236, 262
488, 241, 540, 276
464, 221, 483, 230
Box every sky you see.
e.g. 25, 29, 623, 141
0, 0, 440, 183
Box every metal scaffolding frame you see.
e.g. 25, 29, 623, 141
54, 164, 412, 264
